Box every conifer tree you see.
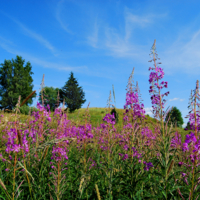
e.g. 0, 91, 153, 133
59, 72, 86, 113
0, 55, 36, 111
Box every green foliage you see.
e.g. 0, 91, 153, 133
164, 106, 184, 128
185, 121, 192, 130
59, 72, 86, 113
38, 86, 60, 112
110, 107, 119, 124
12, 105, 39, 115
0, 55, 37, 110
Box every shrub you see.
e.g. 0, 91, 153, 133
184, 121, 193, 130
12, 105, 39, 115
110, 107, 119, 124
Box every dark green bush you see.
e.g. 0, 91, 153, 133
110, 107, 119, 124
12, 105, 39, 115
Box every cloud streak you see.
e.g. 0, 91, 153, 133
55, 0, 74, 35
0, 10, 58, 55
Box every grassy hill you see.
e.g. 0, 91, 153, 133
1, 107, 192, 143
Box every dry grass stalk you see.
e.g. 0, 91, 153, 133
17, 161, 35, 183
167, 160, 174, 176
79, 177, 85, 194
95, 184, 101, 200
20, 91, 36, 107
0, 178, 7, 190
17, 130, 23, 146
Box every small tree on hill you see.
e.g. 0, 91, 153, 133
164, 106, 184, 128
0, 55, 37, 111
184, 121, 192, 130
38, 86, 60, 112
59, 72, 86, 113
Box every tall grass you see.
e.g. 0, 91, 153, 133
0, 39, 199, 199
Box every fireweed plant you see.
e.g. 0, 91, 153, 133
0, 40, 200, 199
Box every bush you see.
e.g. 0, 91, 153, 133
110, 107, 119, 124
12, 105, 39, 116
184, 121, 193, 131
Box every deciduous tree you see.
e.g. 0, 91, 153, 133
164, 106, 184, 128
38, 86, 60, 112
0, 55, 36, 111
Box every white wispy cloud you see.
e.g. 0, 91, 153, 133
55, 0, 74, 35
0, 10, 57, 55
83, 5, 169, 67
161, 23, 200, 75
0, 40, 117, 80
124, 11, 153, 42
87, 19, 99, 48
0, 36, 15, 46
144, 107, 153, 116
169, 98, 185, 102
0, 42, 86, 72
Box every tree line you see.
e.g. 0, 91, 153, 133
0, 55, 187, 129
0, 55, 86, 114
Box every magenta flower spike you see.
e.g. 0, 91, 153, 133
123, 67, 146, 125
148, 39, 170, 124
183, 80, 200, 199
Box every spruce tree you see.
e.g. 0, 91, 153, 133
59, 72, 86, 113
164, 106, 184, 128
0, 55, 36, 111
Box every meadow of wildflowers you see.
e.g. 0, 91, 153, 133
0, 39, 200, 199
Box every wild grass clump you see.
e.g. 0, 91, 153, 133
1, 39, 200, 200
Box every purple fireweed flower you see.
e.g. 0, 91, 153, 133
101, 146, 108, 151
122, 67, 146, 126
103, 113, 116, 125
143, 161, 154, 171
148, 40, 170, 122
61, 168, 68, 171
171, 132, 182, 149
119, 153, 129, 160
123, 145, 129, 151
36, 102, 52, 122
185, 132, 198, 144
182, 132, 200, 153
123, 123, 134, 130
178, 162, 184, 167
123, 154, 128, 160
182, 142, 189, 152
51, 146, 68, 162
89, 161, 97, 169
141, 127, 156, 141
193, 140, 200, 154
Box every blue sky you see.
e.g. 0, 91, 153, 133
1, 0, 200, 128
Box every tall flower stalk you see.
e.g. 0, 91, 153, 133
184, 80, 200, 199
148, 39, 179, 199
